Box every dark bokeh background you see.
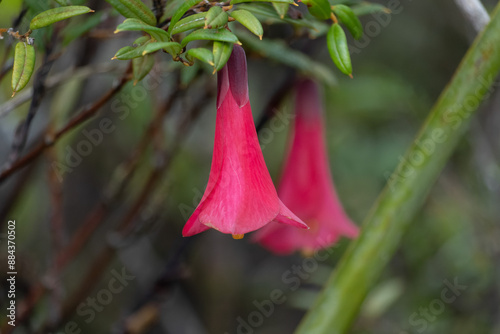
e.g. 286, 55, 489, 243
1, 0, 499, 333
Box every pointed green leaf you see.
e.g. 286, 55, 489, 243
272, 2, 289, 19
231, 0, 296, 4
301, 0, 331, 20
181, 28, 240, 47
237, 30, 336, 85
171, 12, 207, 35
11, 42, 36, 97
213, 41, 233, 73
205, 6, 228, 29
30, 6, 94, 30
237, 3, 322, 31
186, 48, 214, 66
115, 18, 169, 41
167, 0, 203, 35
333, 4, 362, 39
141, 41, 182, 58
133, 54, 155, 84
230, 10, 263, 39
113, 41, 151, 60
327, 23, 352, 77
105, 0, 156, 26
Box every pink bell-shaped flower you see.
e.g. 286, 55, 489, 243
182, 45, 308, 239
253, 79, 359, 254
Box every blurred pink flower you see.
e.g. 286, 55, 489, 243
182, 45, 308, 239
253, 79, 359, 254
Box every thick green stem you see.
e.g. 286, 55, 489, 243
295, 4, 500, 334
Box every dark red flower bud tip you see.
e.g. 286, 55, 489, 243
227, 45, 249, 108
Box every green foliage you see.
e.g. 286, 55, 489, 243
333, 4, 363, 39
186, 47, 214, 66
301, 0, 331, 20
181, 28, 240, 48
205, 6, 228, 29
230, 10, 263, 39
132, 54, 155, 84
171, 12, 207, 35
230, 0, 296, 4
105, 0, 156, 26
115, 18, 169, 41
30, 5, 94, 30
327, 23, 352, 77
272, 2, 289, 19
167, 0, 203, 35
212, 41, 233, 72
142, 42, 182, 59
11, 42, 36, 97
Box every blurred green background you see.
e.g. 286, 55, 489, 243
0, 0, 499, 333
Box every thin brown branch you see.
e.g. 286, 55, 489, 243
8, 77, 180, 331
0, 65, 133, 184
41, 86, 214, 333
0, 62, 122, 119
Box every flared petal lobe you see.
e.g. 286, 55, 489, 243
254, 79, 359, 254
183, 46, 307, 237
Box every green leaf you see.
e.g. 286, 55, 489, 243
141, 41, 182, 58
132, 54, 155, 84
333, 4, 363, 39
105, 0, 156, 26
112, 41, 152, 60
272, 2, 289, 19
115, 18, 169, 42
327, 23, 352, 77
205, 6, 228, 29
212, 41, 233, 73
237, 30, 336, 85
30, 6, 94, 30
171, 12, 207, 35
351, 3, 390, 16
181, 28, 240, 47
186, 48, 214, 66
163, 0, 185, 19
230, 10, 263, 39
167, 0, 203, 35
231, 0, 296, 4
301, 0, 331, 20
11, 42, 36, 97
237, 3, 322, 31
